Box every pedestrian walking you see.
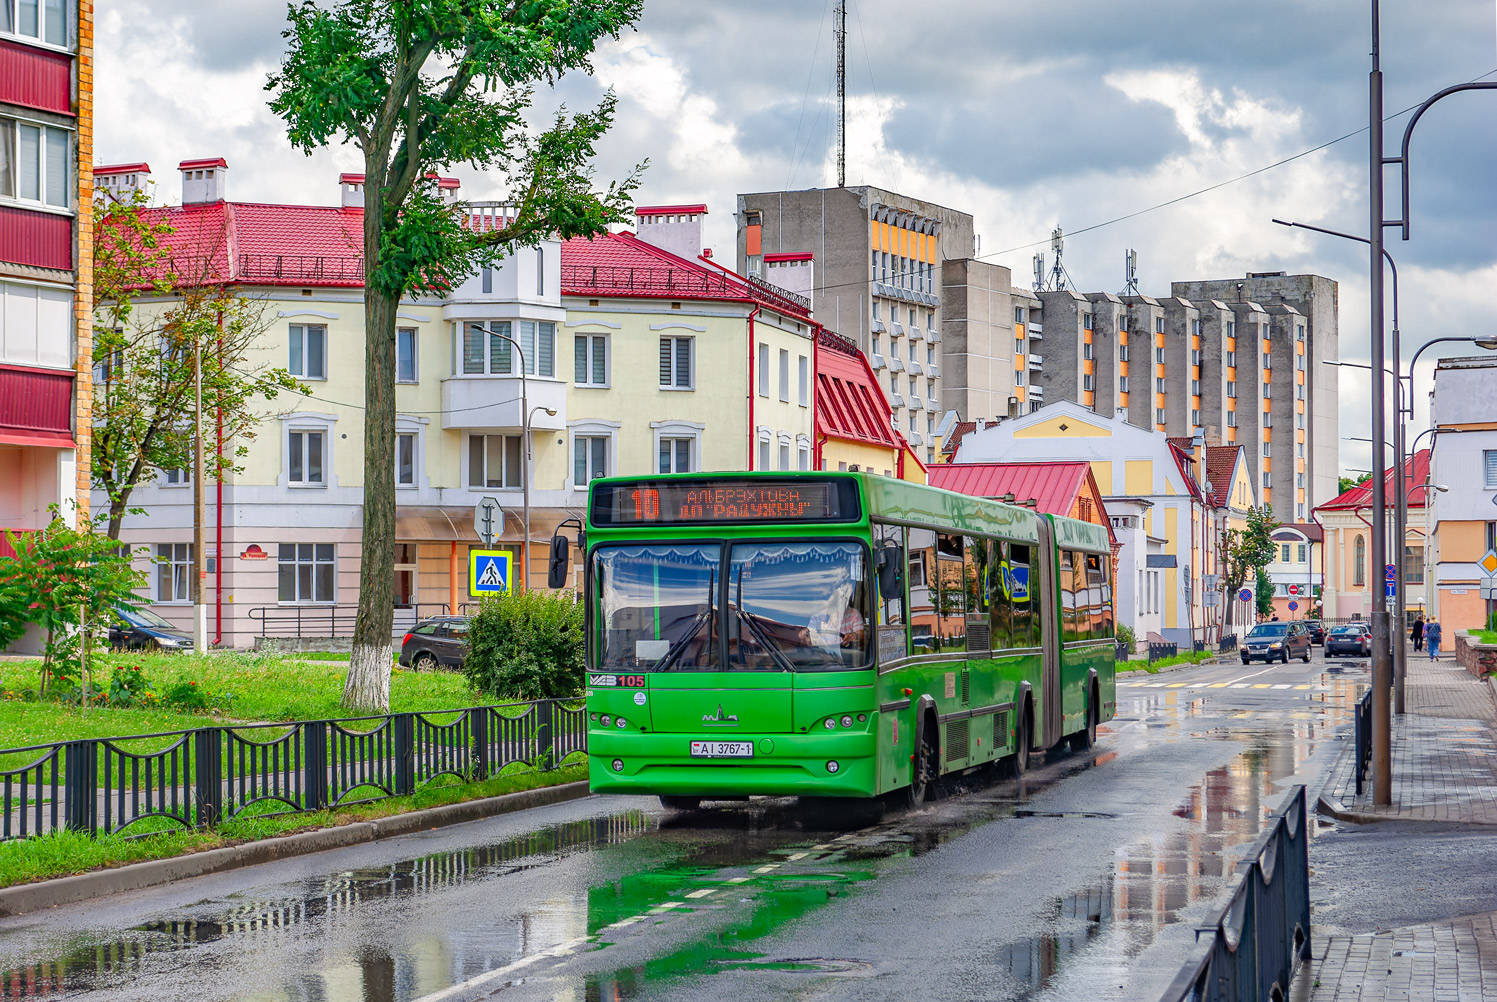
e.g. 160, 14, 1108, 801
1426, 616, 1442, 662
1411, 614, 1425, 652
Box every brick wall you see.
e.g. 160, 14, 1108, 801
1454, 631, 1497, 678
73, 0, 93, 525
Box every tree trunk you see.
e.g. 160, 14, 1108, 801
106, 486, 133, 541
343, 171, 398, 714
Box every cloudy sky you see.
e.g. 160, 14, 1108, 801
96, 0, 1497, 477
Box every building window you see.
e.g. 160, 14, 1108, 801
1014, 306, 1026, 325
279, 543, 336, 604
1015, 369, 1025, 386
1191, 408, 1200, 426
661, 336, 694, 389
481, 267, 492, 294
575, 334, 608, 386
798, 355, 809, 406
396, 432, 416, 486
798, 443, 810, 470
1263, 442, 1271, 457
575, 435, 608, 486
1297, 324, 1305, 341
1227, 411, 1236, 427
1353, 535, 1366, 586
1156, 408, 1166, 426
1119, 344, 1129, 361
162, 466, 190, 486
536, 247, 545, 295
1485, 450, 1497, 488
1297, 543, 1307, 563
872, 300, 881, 321
1227, 350, 1236, 366
1083, 374, 1093, 391
1083, 312, 1093, 330
778, 348, 790, 402
396, 327, 418, 383
1263, 351, 1272, 369
461, 320, 553, 377
289, 324, 327, 380
288, 429, 325, 485
1263, 383, 1272, 399
1192, 319, 1201, 336
468, 434, 521, 489
659, 437, 693, 474
0, 119, 70, 207
758, 435, 771, 471
1404, 544, 1424, 585
1263, 472, 1272, 490
519, 320, 555, 376
156, 543, 192, 603
1119, 376, 1128, 392
872, 335, 881, 357
1, 0, 68, 45
1155, 318, 1164, 334
1192, 379, 1200, 394
1227, 381, 1236, 398
779, 440, 791, 471
1156, 377, 1165, 393
394, 543, 417, 607
1083, 342, 1093, 360
757, 342, 769, 396
1281, 543, 1291, 562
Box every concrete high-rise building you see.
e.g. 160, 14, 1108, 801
0, 0, 94, 576
736, 186, 976, 461
1172, 273, 1339, 521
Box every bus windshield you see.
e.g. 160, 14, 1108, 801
593, 541, 869, 671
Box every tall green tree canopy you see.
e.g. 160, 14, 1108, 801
1222, 504, 1280, 628
267, 0, 644, 712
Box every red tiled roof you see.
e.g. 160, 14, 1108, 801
940, 420, 978, 458
178, 157, 227, 170
1204, 445, 1242, 507
140, 201, 366, 287
1168, 443, 1204, 502
929, 462, 1090, 517
561, 230, 812, 317
814, 331, 907, 453
635, 204, 707, 215
764, 252, 813, 262
96, 162, 151, 175
1316, 449, 1432, 511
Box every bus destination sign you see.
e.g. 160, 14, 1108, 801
592, 478, 860, 527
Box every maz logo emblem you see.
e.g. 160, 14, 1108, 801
702, 704, 739, 726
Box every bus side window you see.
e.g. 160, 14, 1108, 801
1059, 550, 1078, 643
906, 528, 937, 655
1010, 542, 1033, 647
1086, 553, 1109, 639
990, 539, 1012, 650
873, 523, 905, 626
964, 536, 991, 650
936, 533, 967, 653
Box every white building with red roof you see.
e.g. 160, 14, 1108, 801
95, 168, 913, 647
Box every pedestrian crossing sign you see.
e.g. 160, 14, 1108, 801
469, 550, 514, 596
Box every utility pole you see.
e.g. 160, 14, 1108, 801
834, 0, 846, 188
193, 334, 208, 654
1368, 0, 1392, 805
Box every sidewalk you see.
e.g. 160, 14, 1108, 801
1297, 652, 1497, 1001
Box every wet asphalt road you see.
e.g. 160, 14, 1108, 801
0, 652, 1377, 1002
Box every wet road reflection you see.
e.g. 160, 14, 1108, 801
0, 660, 1369, 1002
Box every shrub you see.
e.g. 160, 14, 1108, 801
1486, 610, 1497, 633
465, 591, 584, 701
1115, 624, 1137, 651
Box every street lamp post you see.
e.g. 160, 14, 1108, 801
1275, 218, 1407, 713
524, 404, 557, 592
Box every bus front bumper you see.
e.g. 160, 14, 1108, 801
587, 730, 878, 799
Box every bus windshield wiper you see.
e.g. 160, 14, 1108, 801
652, 568, 715, 671
734, 566, 796, 672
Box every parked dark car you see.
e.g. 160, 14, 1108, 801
109, 607, 195, 651
1304, 619, 1326, 645
398, 617, 471, 670
1240, 621, 1312, 664
1325, 623, 1372, 657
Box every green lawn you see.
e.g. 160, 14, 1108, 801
0, 650, 488, 753
1470, 630, 1497, 646
0, 762, 586, 888
1119, 650, 1216, 673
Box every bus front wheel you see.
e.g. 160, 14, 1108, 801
659, 796, 701, 811
1012, 706, 1032, 778
903, 724, 938, 808
1069, 688, 1099, 752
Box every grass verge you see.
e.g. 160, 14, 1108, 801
1119, 650, 1216, 673
0, 762, 586, 889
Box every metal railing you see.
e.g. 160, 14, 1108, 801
1159, 785, 1311, 1002
0, 698, 586, 841
1354, 689, 1373, 796
1218, 634, 1238, 652
248, 603, 455, 638
1148, 641, 1179, 662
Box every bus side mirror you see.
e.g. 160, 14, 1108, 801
877, 545, 903, 599
547, 535, 571, 589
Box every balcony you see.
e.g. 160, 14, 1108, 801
908, 324, 924, 343
1030, 384, 1045, 398
872, 281, 940, 309
889, 356, 904, 372
907, 360, 923, 376
870, 353, 886, 370
927, 363, 941, 380
441, 375, 566, 431
927, 397, 939, 412
910, 396, 924, 411
871, 319, 887, 334
891, 322, 905, 337
889, 392, 905, 408
907, 430, 924, 446
1028, 323, 1043, 337
927, 327, 941, 344
1028, 353, 1044, 371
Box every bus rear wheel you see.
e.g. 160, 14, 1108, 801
1069, 690, 1099, 752
659, 796, 701, 811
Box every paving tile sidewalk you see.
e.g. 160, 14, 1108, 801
1299, 653, 1497, 1001
1319, 655, 1497, 826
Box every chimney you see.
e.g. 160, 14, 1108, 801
436, 177, 460, 203
634, 204, 706, 260
179, 158, 227, 204
94, 162, 152, 203
763, 253, 814, 300
339, 173, 365, 209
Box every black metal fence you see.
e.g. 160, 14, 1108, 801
1148, 641, 1179, 662
248, 603, 455, 639
1218, 634, 1238, 653
1354, 689, 1373, 796
0, 699, 585, 841
1159, 785, 1311, 1002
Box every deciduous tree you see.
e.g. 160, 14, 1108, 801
1221, 504, 1280, 629
268, 0, 644, 712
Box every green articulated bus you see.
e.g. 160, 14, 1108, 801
575, 471, 1116, 808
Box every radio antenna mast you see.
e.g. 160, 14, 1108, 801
1122, 248, 1140, 297
835, 0, 847, 187
1048, 226, 1066, 291
1032, 253, 1046, 292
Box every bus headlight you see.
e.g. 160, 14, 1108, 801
601, 714, 612, 727
823, 718, 837, 730
840, 715, 853, 728
615, 716, 627, 729
826, 761, 840, 773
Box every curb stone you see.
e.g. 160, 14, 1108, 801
0, 780, 593, 917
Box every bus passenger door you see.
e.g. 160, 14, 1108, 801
1035, 517, 1063, 750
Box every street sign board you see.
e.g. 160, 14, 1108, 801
1480, 550, 1497, 576
1238, 588, 1253, 602
1288, 584, 1299, 596
1204, 590, 1220, 606
1385, 582, 1396, 599
1288, 600, 1299, 612
474, 497, 502, 548
469, 550, 514, 597
1385, 563, 1397, 581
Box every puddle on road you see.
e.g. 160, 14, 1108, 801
1, 677, 1366, 1002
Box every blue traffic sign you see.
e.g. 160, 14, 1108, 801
1385, 563, 1397, 581
469, 550, 514, 596
1239, 588, 1253, 602
1288, 600, 1299, 612
1385, 582, 1397, 598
